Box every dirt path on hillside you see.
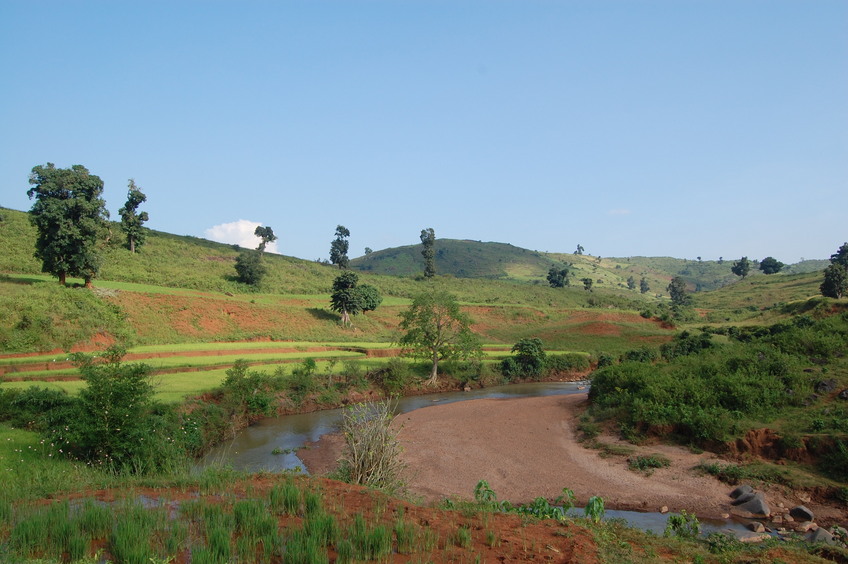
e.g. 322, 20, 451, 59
301, 394, 838, 522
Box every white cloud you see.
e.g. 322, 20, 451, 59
608, 208, 632, 216
204, 219, 279, 254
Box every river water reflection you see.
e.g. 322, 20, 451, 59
199, 381, 588, 473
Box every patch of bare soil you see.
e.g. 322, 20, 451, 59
303, 394, 847, 527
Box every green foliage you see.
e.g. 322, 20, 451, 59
329, 271, 382, 326
118, 179, 149, 253
620, 346, 658, 363
545, 353, 591, 375
221, 359, 285, 418
660, 331, 713, 361
819, 440, 848, 482
366, 358, 414, 394
759, 256, 785, 275
587, 314, 834, 444
501, 337, 546, 380
628, 454, 671, 474
420, 227, 436, 279
821, 263, 848, 298
329, 225, 350, 269
639, 277, 650, 294
43, 348, 189, 473
584, 496, 605, 523
666, 276, 690, 306
581, 277, 593, 291
731, 256, 751, 279
626, 275, 636, 290
664, 510, 700, 539
821, 243, 848, 299
253, 225, 276, 253
27, 163, 109, 285
234, 250, 267, 286
547, 265, 571, 288
397, 287, 481, 384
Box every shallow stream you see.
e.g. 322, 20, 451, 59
198, 381, 756, 538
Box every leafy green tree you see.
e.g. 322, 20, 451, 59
118, 179, 149, 253
758, 256, 784, 275
329, 225, 350, 269
27, 163, 109, 287
829, 242, 848, 267
731, 257, 751, 279
234, 250, 267, 286
575, 244, 584, 255
501, 337, 546, 379
640, 277, 650, 294
330, 271, 381, 325
821, 242, 848, 299
47, 347, 184, 473
358, 283, 383, 312
364, 247, 373, 255
420, 227, 436, 279
547, 265, 570, 288
397, 288, 480, 385
254, 225, 277, 253
627, 276, 636, 290
667, 276, 690, 306
820, 264, 847, 299
581, 277, 593, 291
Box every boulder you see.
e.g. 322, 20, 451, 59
815, 379, 837, 394
748, 522, 766, 533
659, 506, 668, 514
838, 389, 848, 401
730, 493, 771, 519
729, 485, 754, 499
789, 505, 814, 522
731, 492, 756, 506
806, 527, 837, 545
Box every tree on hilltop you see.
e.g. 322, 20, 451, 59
397, 288, 479, 385
731, 257, 751, 279
254, 225, 277, 254
759, 256, 785, 275
821, 242, 848, 299
420, 228, 436, 279
118, 179, 149, 253
329, 225, 350, 269
27, 163, 109, 287
830, 242, 848, 267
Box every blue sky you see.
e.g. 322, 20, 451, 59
1, 1, 846, 263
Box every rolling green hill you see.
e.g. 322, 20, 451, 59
351, 236, 823, 295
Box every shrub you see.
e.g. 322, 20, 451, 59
628, 454, 671, 474
366, 358, 413, 394
545, 353, 591, 375
222, 360, 285, 416
501, 337, 546, 380
337, 400, 406, 495
664, 510, 700, 538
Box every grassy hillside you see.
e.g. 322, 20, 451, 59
350, 234, 822, 295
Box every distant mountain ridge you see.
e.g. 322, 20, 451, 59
351, 238, 827, 292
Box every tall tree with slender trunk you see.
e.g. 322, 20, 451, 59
420, 227, 436, 279
330, 225, 350, 269
118, 179, 149, 253
27, 163, 109, 287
